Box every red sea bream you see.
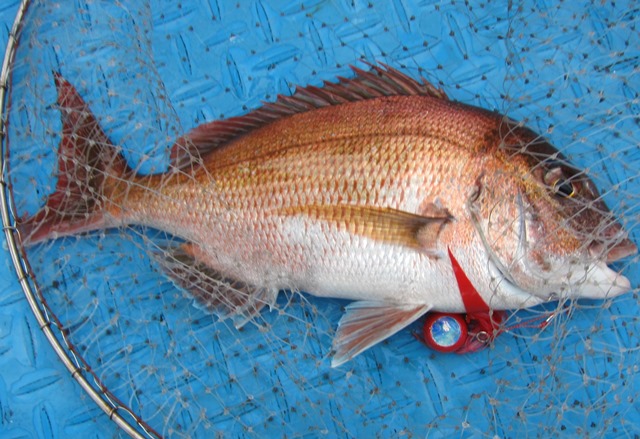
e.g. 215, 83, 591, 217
19, 66, 636, 366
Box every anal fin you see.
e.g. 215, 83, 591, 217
154, 243, 278, 328
331, 301, 431, 367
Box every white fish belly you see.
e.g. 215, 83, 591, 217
274, 216, 467, 311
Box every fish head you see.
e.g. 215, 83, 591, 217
472, 119, 636, 303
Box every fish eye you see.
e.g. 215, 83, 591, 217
552, 179, 576, 198
543, 167, 576, 198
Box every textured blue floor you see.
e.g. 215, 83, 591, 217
1, 1, 639, 438
0, 3, 118, 438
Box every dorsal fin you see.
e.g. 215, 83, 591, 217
170, 63, 448, 170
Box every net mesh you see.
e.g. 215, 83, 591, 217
2, 0, 639, 437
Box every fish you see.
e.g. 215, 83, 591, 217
18, 64, 637, 367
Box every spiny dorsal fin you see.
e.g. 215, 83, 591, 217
170, 64, 448, 170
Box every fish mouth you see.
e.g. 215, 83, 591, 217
589, 237, 638, 263
513, 193, 636, 300
582, 213, 638, 263
488, 250, 632, 302
579, 237, 636, 299
561, 260, 631, 299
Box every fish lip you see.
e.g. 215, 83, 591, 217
573, 260, 632, 299
507, 259, 632, 302
589, 237, 638, 263
488, 246, 634, 303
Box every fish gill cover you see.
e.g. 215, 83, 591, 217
0, 0, 639, 437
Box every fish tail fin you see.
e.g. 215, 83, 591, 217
18, 73, 133, 246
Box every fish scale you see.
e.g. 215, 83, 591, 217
18, 65, 636, 366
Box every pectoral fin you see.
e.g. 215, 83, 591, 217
154, 243, 278, 328
281, 205, 452, 254
331, 301, 432, 367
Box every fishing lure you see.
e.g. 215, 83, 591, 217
418, 249, 558, 353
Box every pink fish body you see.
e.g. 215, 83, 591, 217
20, 66, 636, 366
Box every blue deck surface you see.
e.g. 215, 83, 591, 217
1, 1, 639, 438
